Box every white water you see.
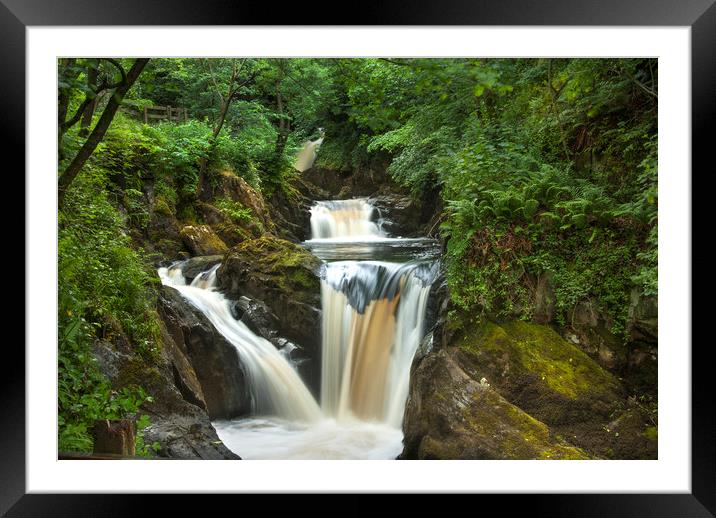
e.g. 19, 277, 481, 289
309, 198, 384, 240
158, 266, 322, 423
293, 137, 324, 172
320, 260, 431, 427
161, 198, 437, 459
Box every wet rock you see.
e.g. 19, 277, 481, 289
301, 166, 351, 196
180, 224, 228, 256
179, 255, 224, 284
159, 285, 252, 420
267, 178, 316, 242
216, 235, 323, 394
401, 349, 589, 459
370, 194, 425, 237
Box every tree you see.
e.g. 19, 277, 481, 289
196, 58, 259, 197
58, 58, 150, 209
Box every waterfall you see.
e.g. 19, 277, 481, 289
294, 137, 324, 172
158, 265, 322, 423
160, 197, 438, 459
320, 260, 434, 427
309, 199, 384, 240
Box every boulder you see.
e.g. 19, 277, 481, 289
180, 225, 228, 256
370, 194, 425, 238
216, 235, 323, 393
92, 330, 239, 460
452, 320, 624, 427
159, 285, 252, 420
178, 255, 224, 284
401, 349, 589, 460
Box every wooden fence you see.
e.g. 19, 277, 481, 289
142, 105, 189, 123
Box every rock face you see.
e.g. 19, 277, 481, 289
453, 320, 623, 427
207, 170, 274, 232
178, 255, 224, 284
627, 289, 658, 343
370, 193, 430, 238
159, 285, 252, 420
401, 349, 589, 459
180, 225, 228, 256
216, 235, 323, 393
268, 176, 325, 242
403, 315, 657, 460
92, 326, 239, 460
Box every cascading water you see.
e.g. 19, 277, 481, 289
293, 136, 324, 172
158, 264, 322, 423
159, 194, 439, 459
310, 199, 383, 240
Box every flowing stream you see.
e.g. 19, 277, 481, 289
159, 196, 439, 459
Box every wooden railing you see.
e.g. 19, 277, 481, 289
142, 105, 189, 123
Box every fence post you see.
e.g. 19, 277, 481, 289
92, 419, 136, 457
144, 106, 148, 124
184, 107, 188, 122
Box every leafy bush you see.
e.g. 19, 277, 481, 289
214, 197, 254, 225
59, 164, 161, 452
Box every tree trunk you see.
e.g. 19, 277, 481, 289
272, 91, 289, 175
79, 60, 99, 138
58, 58, 79, 161
197, 89, 233, 199
58, 58, 149, 209
92, 419, 136, 457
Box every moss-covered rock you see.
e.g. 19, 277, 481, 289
216, 235, 323, 394
180, 224, 228, 256
196, 202, 258, 247
438, 317, 658, 458
454, 319, 623, 427
209, 171, 275, 232
401, 349, 589, 459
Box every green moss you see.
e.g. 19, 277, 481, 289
460, 320, 619, 401
539, 444, 590, 460
643, 426, 658, 441
226, 235, 321, 301
154, 195, 175, 217
180, 225, 228, 255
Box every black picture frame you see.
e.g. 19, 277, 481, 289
5, 0, 710, 514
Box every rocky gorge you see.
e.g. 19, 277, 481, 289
87, 152, 657, 460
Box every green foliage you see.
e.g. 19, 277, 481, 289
318, 57, 657, 338
59, 165, 161, 452
134, 414, 162, 457
214, 197, 254, 225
